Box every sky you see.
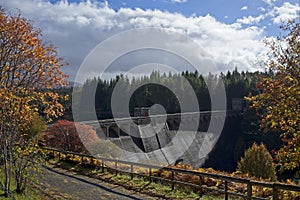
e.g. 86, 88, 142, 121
1, 0, 299, 82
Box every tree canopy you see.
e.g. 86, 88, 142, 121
0, 7, 68, 196
246, 19, 300, 173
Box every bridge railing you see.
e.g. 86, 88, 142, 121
80, 110, 240, 126
41, 147, 300, 200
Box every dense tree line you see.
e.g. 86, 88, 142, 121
70, 69, 264, 120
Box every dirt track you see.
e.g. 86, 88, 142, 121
38, 165, 156, 200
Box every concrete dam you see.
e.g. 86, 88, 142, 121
82, 110, 242, 169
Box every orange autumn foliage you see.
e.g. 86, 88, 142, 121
0, 7, 69, 122
0, 7, 69, 195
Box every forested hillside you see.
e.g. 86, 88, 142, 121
69, 69, 265, 120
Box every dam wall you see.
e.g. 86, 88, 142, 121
85, 110, 242, 170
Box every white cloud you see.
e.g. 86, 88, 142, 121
262, 0, 277, 6
2, 0, 267, 81
271, 2, 300, 24
241, 6, 248, 11
258, 7, 266, 12
169, 0, 188, 3
236, 15, 265, 25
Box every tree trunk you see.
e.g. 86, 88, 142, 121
3, 141, 11, 197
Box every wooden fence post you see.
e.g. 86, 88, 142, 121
149, 168, 152, 183
247, 180, 252, 200
130, 164, 134, 180
101, 160, 104, 173
224, 180, 228, 200
171, 171, 175, 190
273, 184, 278, 200
199, 175, 203, 195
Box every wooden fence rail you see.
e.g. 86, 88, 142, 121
41, 147, 300, 200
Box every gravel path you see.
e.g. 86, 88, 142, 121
38, 165, 156, 200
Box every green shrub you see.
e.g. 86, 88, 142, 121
88, 140, 122, 159
237, 143, 276, 181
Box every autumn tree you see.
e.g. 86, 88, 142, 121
45, 120, 98, 153
246, 19, 300, 174
44, 120, 123, 158
0, 7, 68, 196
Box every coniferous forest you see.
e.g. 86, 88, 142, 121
66, 69, 264, 120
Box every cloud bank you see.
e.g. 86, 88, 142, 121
2, 0, 297, 81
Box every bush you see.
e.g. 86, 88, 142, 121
44, 120, 98, 153
88, 140, 122, 159
237, 143, 276, 181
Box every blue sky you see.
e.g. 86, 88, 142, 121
109, 0, 257, 22
1, 0, 299, 81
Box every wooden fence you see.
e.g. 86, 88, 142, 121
41, 147, 300, 200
